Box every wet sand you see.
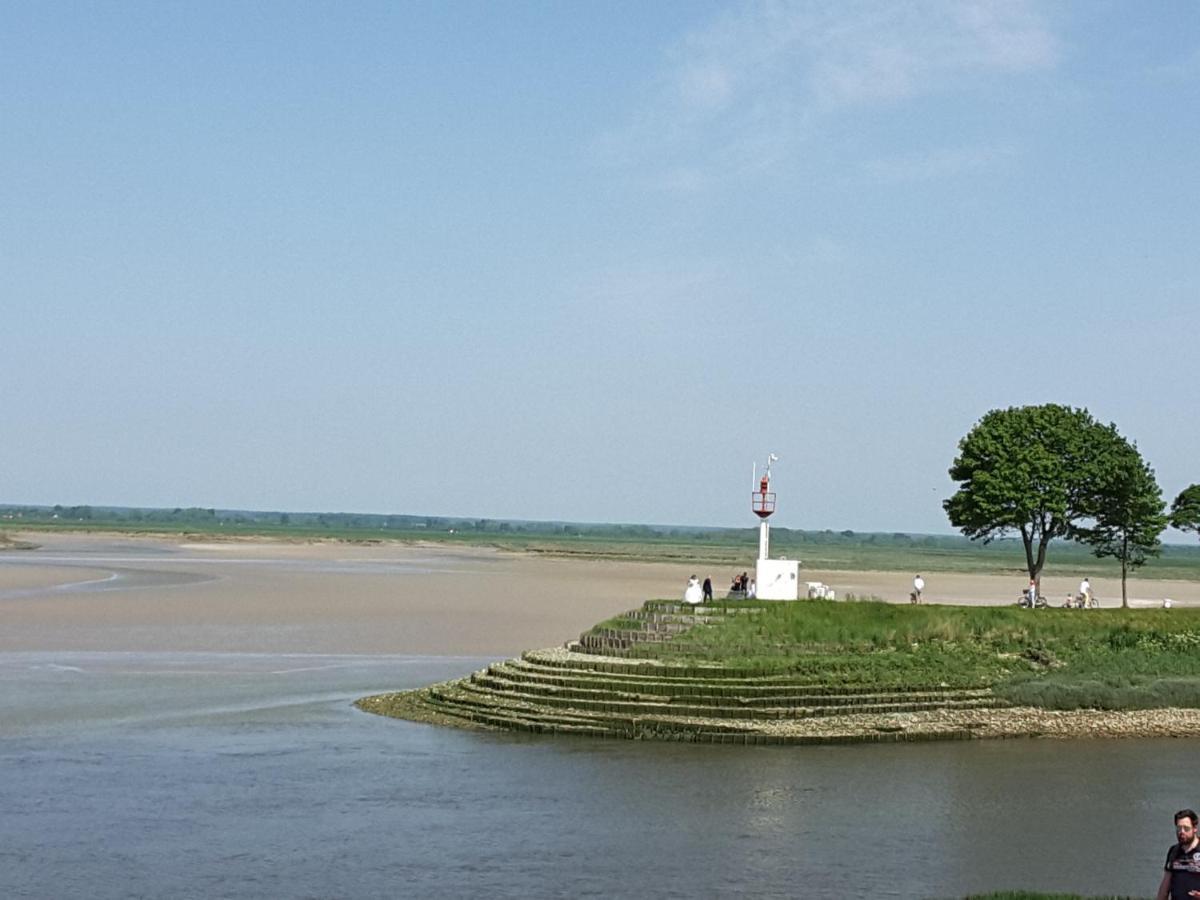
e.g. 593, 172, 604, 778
0, 533, 689, 656
1, 532, 1197, 656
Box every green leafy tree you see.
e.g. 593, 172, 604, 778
1074, 441, 1167, 608
1170, 484, 1200, 540
944, 404, 1128, 591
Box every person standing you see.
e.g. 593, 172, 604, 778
1079, 576, 1093, 609
684, 575, 702, 605
702, 576, 713, 603
1157, 808, 1200, 899
912, 574, 925, 604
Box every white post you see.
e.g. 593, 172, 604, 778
759, 521, 770, 561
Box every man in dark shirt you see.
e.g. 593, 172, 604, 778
1158, 809, 1200, 899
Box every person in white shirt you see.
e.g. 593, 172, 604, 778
1079, 577, 1092, 608
912, 574, 925, 603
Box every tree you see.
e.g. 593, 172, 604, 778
1170, 484, 1200, 540
1074, 441, 1167, 608
944, 404, 1129, 591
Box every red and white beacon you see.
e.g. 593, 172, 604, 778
751, 453, 799, 601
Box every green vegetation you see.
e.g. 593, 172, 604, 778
1172, 484, 1200, 541
945, 405, 1169, 602
610, 600, 1200, 710
1076, 441, 1169, 607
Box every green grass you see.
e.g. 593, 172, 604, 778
613, 601, 1200, 706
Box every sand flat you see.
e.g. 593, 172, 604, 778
0, 564, 115, 593
2, 532, 1197, 656
0, 533, 687, 656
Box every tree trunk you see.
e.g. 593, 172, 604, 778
1121, 533, 1129, 608
1021, 529, 1036, 581
1021, 531, 1049, 596
1033, 537, 1049, 593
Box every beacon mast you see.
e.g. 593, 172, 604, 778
752, 453, 778, 560
751, 453, 800, 600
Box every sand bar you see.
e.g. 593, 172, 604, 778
2, 532, 1198, 657
0, 533, 688, 655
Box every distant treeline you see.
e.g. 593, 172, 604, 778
3, 502, 1197, 560
0, 502, 1006, 543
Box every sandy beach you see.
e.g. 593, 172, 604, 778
2, 532, 1198, 657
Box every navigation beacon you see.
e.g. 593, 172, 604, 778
750, 453, 799, 601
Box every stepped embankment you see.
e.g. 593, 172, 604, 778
358, 599, 1200, 744
360, 651, 1200, 745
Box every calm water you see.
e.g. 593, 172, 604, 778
0, 651, 1180, 899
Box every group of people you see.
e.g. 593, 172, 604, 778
912, 573, 1099, 609
1159, 808, 1200, 899
683, 572, 756, 605
1016, 576, 1097, 609
729, 572, 754, 598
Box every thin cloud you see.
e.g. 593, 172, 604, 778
653, 166, 714, 194
1147, 44, 1200, 81
676, 61, 737, 113
863, 143, 1018, 183
602, 0, 1058, 186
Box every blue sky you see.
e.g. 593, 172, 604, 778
3, 1, 1198, 534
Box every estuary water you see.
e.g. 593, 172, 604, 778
0, 537, 1182, 897
0, 651, 1181, 899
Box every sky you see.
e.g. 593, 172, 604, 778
2, 1, 1198, 535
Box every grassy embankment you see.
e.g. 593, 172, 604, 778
595, 599, 1200, 712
